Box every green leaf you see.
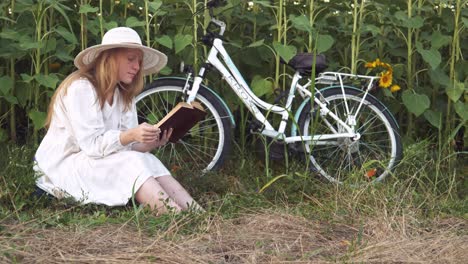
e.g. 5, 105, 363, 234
2, 95, 18, 105
251, 75, 273, 97
55, 26, 78, 45
253, 1, 276, 8
35, 73, 59, 89
86, 19, 101, 36
0, 16, 15, 23
104, 21, 119, 31
20, 73, 34, 83
290, 15, 312, 32
454, 101, 468, 121
51, 1, 75, 34
382, 87, 395, 99
406, 16, 424, 29
429, 69, 450, 86
79, 4, 99, 14
0, 75, 13, 95
402, 90, 430, 117
159, 66, 172, 76
13, 1, 34, 13
148, 0, 163, 12
19, 35, 41, 50
15, 82, 30, 107
125, 17, 145, 27
416, 47, 441, 70
431, 31, 451, 49
174, 34, 193, 54
462, 17, 468, 27
55, 48, 74, 62
316, 34, 334, 53
44, 37, 57, 53
394, 11, 407, 21
28, 110, 47, 131
362, 25, 381, 36
0, 28, 20, 40
155, 35, 173, 49
273, 42, 296, 63
446, 81, 464, 102
423, 110, 442, 129
226, 40, 242, 49
240, 48, 268, 67
394, 12, 424, 28
247, 39, 264, 48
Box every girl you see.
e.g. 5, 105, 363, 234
34, 27, 202, 214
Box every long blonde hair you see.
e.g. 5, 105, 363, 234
45, 48, 144, 128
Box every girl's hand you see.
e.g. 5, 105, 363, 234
132, 122, 160, 143
152, 128, 173, 148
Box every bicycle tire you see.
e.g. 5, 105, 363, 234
135, 78, 233, 175
298, 87, 403, 184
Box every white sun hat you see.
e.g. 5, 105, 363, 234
74, 27, 167, 75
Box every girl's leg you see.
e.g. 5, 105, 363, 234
155, 175, 204, 211
135, 177, 183, 213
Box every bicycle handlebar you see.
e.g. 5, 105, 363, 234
201, 1, 227, 45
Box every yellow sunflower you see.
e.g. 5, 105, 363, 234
375, 58, 381, 66
379, 71, 392, 88
365, 59, 401, 92
365, 61, 376, 68
390, 84, 401, 93
365, 58, 382, 69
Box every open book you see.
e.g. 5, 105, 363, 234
154, 101, 207, 143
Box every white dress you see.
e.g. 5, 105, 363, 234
34, 78, 170, 206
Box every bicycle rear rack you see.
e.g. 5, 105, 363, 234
316, 71, 379, 92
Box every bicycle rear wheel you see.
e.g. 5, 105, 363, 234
298, 87, 403, 184
135, 78, 233, 176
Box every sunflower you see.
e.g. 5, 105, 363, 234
374, 58, 381, 67
365, 61, 376, 68
390, 84, 401, 93
365, 59, 401, 92
379, 71, 392, 88
365, 58, 381, 69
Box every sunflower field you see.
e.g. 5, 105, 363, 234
0, 0, 467, 149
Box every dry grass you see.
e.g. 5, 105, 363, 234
1, 210, 466, 263
348, 217, 467, 263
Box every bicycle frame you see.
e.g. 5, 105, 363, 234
185, 23, 377, 145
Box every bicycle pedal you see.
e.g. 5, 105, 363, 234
289, 143, 305, 154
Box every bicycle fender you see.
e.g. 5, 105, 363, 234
154, 76, 236, 127
291, 85, 399, 137
291, 98, 310, 137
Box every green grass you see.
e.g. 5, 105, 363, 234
1, 139, 466, 223
0, 140, 466, 262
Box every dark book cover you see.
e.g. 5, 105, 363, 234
155, 102, 207, 143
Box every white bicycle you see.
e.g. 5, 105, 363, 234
136, 0, 403, 184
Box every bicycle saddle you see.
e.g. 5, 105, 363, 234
283, 53, 327, 76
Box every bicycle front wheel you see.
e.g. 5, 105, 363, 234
298, 87, 403, 184
135, 78, 233, 175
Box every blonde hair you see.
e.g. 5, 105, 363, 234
45, 48, 144, 128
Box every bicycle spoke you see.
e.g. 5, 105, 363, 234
135, 82, 231, 175
302, 88, 401, 184
179, 142, 209, 170
184, 135, 220, 144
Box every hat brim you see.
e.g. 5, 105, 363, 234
74, 43, 168, 76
